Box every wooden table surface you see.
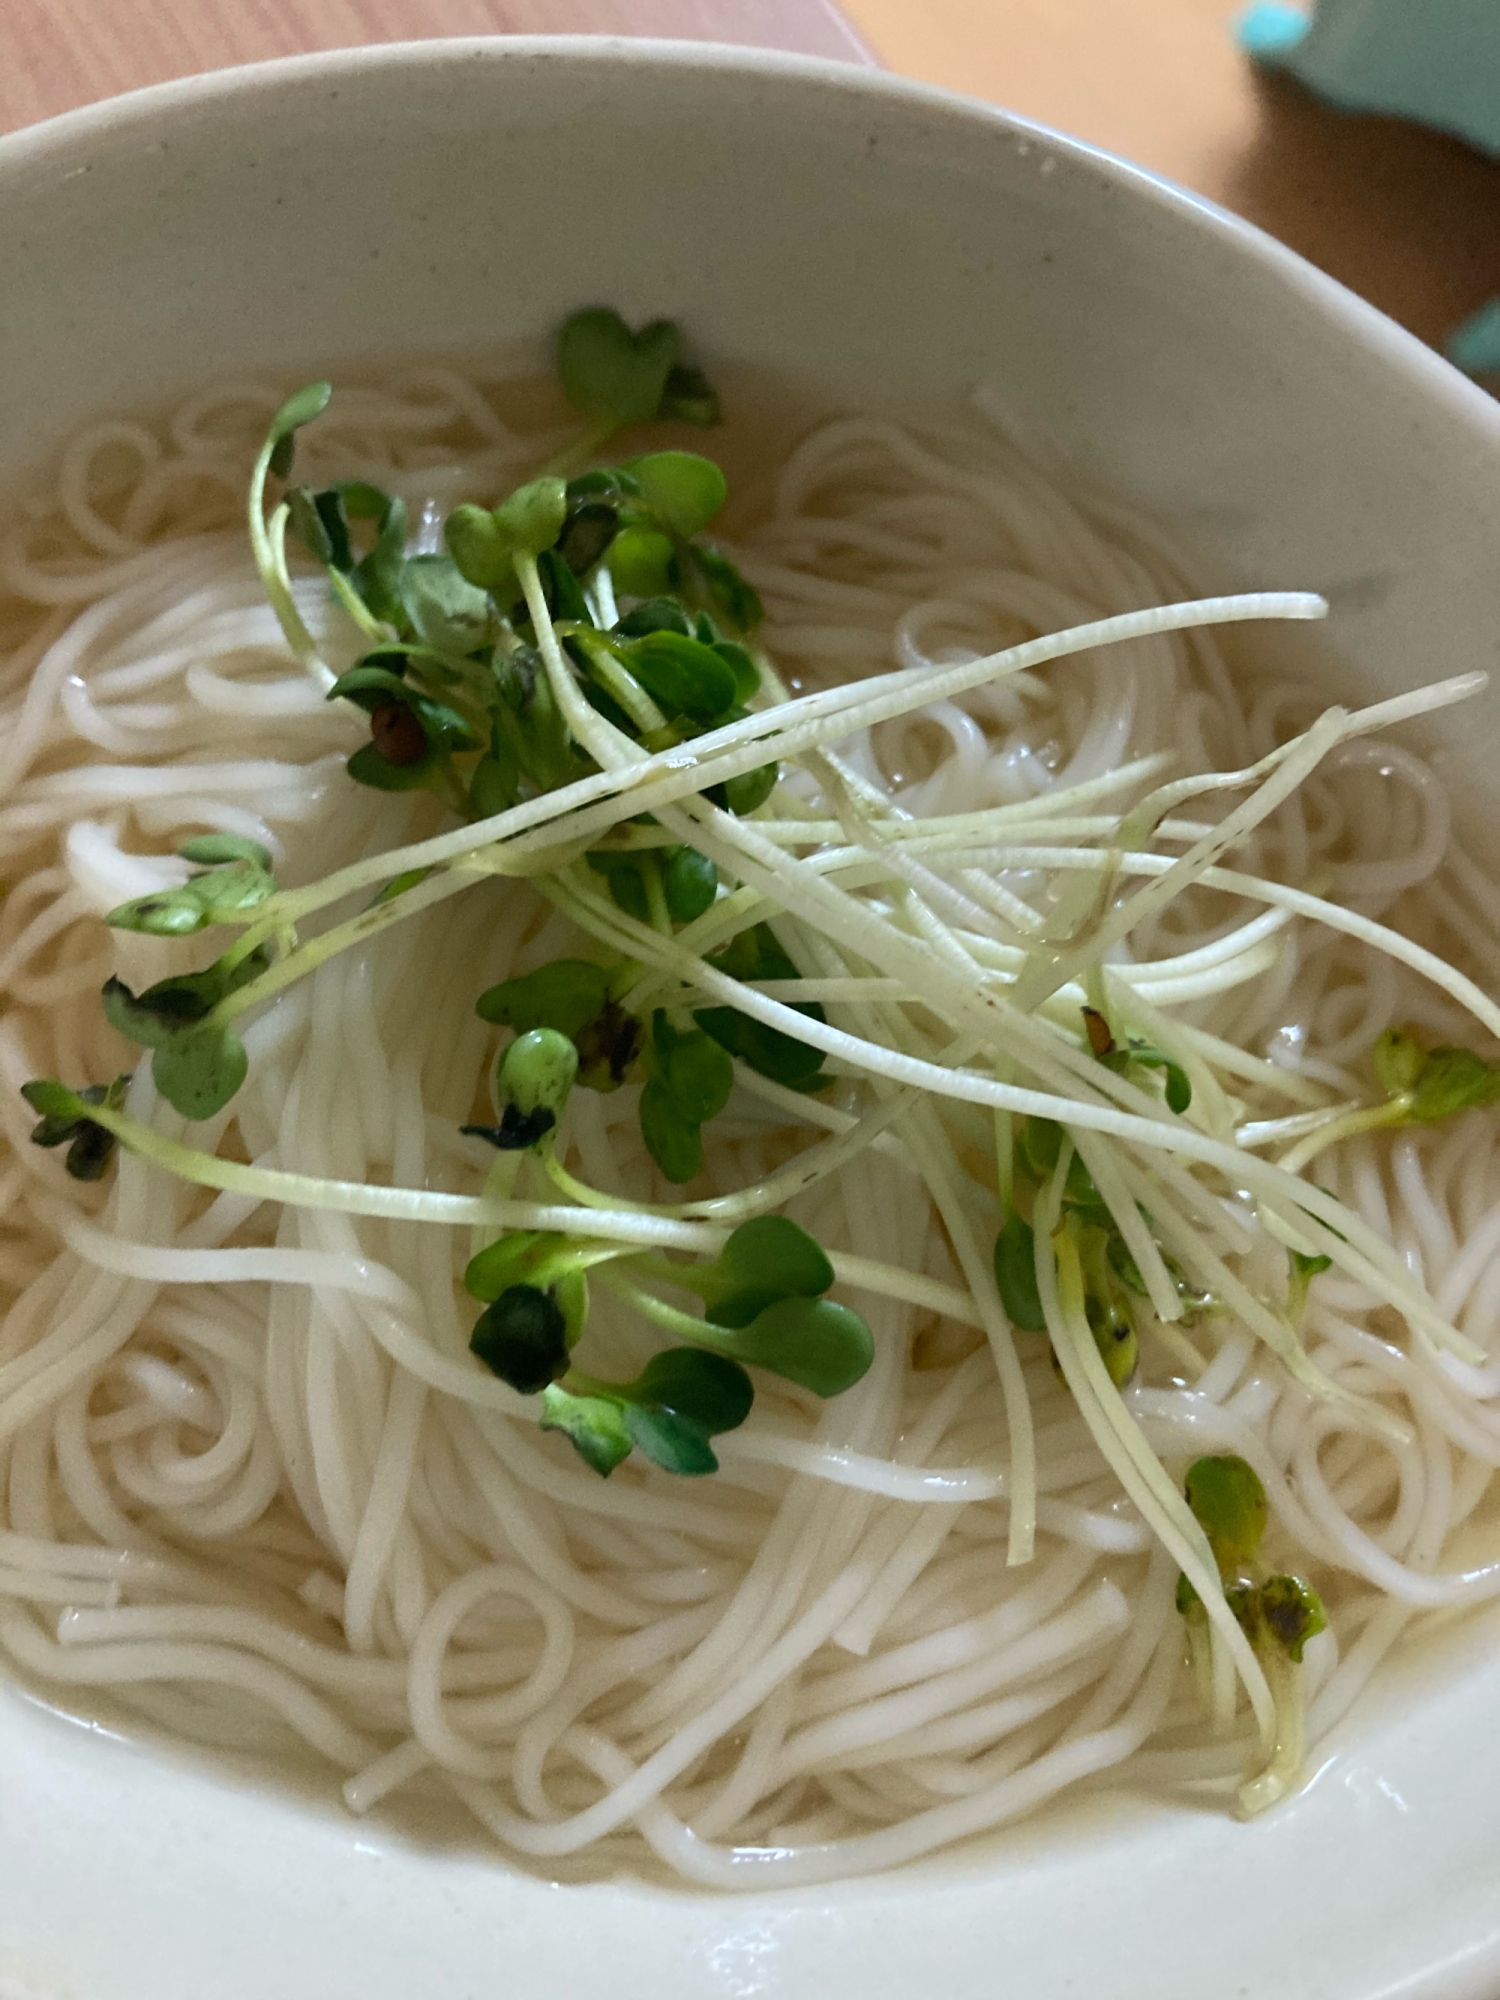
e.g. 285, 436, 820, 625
3, 0, 1496, 359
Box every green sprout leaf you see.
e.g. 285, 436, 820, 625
659, 362, 721, 427
1098, 1026, 1192, 1114
557, 309, 680, 429
397, 555, 496, 657
710, 640, 760, 704
618, 630, 737, 722
650, 1014, 735, 1125
706, 760, 780, 817
178, 834, 272, 869
106, 838, 277, 937
1231, 1573, 1328, 1663
630, 1219, 870, 1396
1252, 1573, 1328, 1663
540, 1346, 752, 1478
469, 1284, 571, 1394
587, 850, 651, 924
639, 1079, 704, 1183
286, 486, 351, 570
1184, 1454, 1268, 1579
663, 846, 718, 923
993, 1211, 1047, 1331
100, 957, 263, 1119
491, 1028, 578, 1141
465, 1230, 553, 1302
150, 1027, 249, 1122
555, 500, 620, 577
693, 922, 826, 1090
444, 504, 514, 593
1372, 1025, 1426, 1098
265, 381, 333, 482
687, 543, 763, 632
607, 527, 678, 599
675, 1215, 836, 1327
22, 1075, 130, 1181
1408, 1047, 1500, 1123
624, 452, 727, 539
706, 1295, 873, 1397
496, 476, 569, 559
539, 1384, 634, 1476
1291, 1249, 1332, 1281
1370, 1026, 1500, 1124
1019, 1118, 1105, 1215
444, 478, 568, 598
329, 662, 479, 792
619, 1348, 754, 1474
348, 490, 409, 626
613, 595, 691, 639
587, 842, 712, 931
468, 735, 519, 819
476, 960, 611, 1041
638, 1014, 734, 1183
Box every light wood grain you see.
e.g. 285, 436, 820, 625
839, 0, 1500, 355
0, 0, 872, 132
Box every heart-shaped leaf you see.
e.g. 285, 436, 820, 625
558, 309, 680, 428
684, 1215, 835, 1327
620, 1347, 754, 1474
711, 641, 760, 704
693, 1006, 824, 1089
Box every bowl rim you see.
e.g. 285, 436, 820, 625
3, 32, 1498, 451
4, 37, 1500, 2000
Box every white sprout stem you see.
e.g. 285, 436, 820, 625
1010, 677, 1483, 1013
547, 855, 1476, 1367
229, 593, 1332, 932
1035, 1155, 1277, 1751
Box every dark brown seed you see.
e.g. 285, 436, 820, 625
1081, 1006, 1115, 1058
371, 701, 427, 766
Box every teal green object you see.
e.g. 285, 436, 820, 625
1446, 301, 1500, 378
1236, 1, 1500, 155
1236, 2, 1500, 376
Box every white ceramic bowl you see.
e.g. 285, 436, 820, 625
3, 39, 1500, 2000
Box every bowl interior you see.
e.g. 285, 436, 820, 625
4, 40, 1500, 2000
